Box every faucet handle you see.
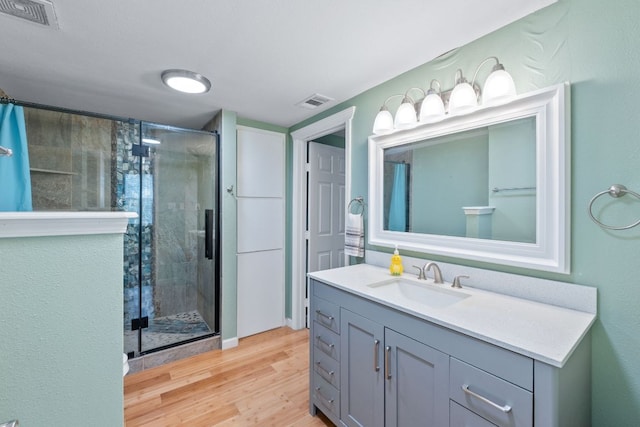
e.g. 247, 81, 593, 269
452, 275, 469, 289
412, 265, 426, 280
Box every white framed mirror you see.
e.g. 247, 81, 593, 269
368, 83, 570, 273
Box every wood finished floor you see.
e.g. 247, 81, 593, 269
124, 327, 333, 426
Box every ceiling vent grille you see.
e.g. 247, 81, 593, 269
296, 93, 334, 109
0, 0, 58, 28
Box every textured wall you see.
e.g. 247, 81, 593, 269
291, 0, 640, 424
0, 234, 124, 426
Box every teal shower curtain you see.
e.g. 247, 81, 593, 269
0, 103, 32, 211
388, 163, 407, 231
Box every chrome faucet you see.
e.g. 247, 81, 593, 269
423, 262, 444, 284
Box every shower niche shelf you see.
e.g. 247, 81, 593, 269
30, 167, 77, 175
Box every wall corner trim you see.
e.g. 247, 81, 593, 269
0, 211, 137, 238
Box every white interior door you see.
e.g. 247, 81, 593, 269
236, 126, 285, 338
308, 141, 346, 273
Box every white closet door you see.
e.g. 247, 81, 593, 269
237, 127, 284, 198
237, 249, 284, 337
236, 126, 285, 338
237, 198, 284, 253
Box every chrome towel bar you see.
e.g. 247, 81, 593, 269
588, 184, 640, 230
491, 186, 535, 193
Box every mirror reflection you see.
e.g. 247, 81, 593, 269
383, 116, 536, 243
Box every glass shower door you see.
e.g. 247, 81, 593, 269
123, 122, 219, 356
139, 123, 218, 353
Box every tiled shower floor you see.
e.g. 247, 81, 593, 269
124, 310, 212, 354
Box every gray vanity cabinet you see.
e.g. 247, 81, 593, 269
340, 309, 384, 427
309, 278, 591, 427
340, 309, 450, 427
384, 328, 450, 427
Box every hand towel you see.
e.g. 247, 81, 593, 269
345, 213, 364, 257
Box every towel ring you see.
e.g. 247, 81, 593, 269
348, 197, 365, 215
588, 184, 640, 230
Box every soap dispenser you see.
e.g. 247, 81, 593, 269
390, 245, 403, 276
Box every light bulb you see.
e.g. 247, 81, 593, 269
419, 92, 445, 123
483, 68, 516, 105
373, 109, 394, 135
394, 99, 418, 129
449, 81, 478, 114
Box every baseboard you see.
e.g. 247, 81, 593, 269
285, 317, 293, 328
222, 337, 238, 350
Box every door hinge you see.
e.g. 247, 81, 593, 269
132, 144, 150, 157
305, 230, 310, 240
305, 162, 310, 172
131, 316, 149, 331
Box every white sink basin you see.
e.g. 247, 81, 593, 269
367, 278, 470, 308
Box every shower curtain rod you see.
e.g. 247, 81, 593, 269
384, 160, 408, 165
0, 96, 217, 135
0, 95, 136, 124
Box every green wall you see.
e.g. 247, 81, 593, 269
291, 0, 640, 423
411, 134, 488, 236
219, 110, 239, 342
0, 234, 124, 426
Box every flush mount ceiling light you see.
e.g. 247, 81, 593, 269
161, 69, 211, 94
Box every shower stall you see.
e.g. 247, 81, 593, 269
13, 102, 220, 358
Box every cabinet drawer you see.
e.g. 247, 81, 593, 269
450, 358, 532, 427
314, 321, 340, 361
313, 347, 340, 389
313, 371, 340, 420
314, 297, 340, 333
451, 400, 497, 427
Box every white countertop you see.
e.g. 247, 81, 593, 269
308, 263, 596, 368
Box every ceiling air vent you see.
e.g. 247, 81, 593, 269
0, 0, 58, 28
296, 93, 334, 110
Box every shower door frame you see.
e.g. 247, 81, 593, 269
131, 124, 221, 357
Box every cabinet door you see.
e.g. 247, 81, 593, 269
385, 329, 450, 427
341, 309, 385, 427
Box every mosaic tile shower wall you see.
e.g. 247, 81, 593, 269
113, 122, 156, 330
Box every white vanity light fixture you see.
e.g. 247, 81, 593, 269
448, 69, 478, 114
476, 57, 516, 106
371, 56, 516, 134
373, 94, 404, 135
419, 79, 446, 123
394, 94, 418, 130
394, 88, 427, 129
161, 69, 211, 94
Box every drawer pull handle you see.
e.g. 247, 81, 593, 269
316, 310, 335, 322
316, 335, 335, 352
315, 386, 335, 405
385, 346, 392, 380
374, 339, 380, 372
462, 384, 512, 413
316, 362, 335, 380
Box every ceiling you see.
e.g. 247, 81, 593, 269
0, 0, 555, 130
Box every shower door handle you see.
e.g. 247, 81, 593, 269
205, 209, 213, 260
